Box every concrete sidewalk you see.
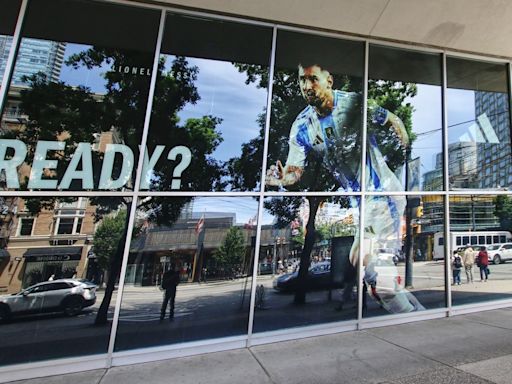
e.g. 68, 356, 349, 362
8, 308, 512, 384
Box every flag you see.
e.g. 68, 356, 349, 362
195, 214, 205, 234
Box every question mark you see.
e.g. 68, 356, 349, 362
168, 146, 192, 189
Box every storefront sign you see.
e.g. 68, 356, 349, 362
111, 65, 152, 76
26, 254, 81, 262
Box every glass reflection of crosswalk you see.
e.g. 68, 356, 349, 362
111, 310, 193, 322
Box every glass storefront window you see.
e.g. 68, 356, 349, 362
264, 31, 364, 192
368, 45, 443, 192
252, 196, 358, 333
362, 194, 446, 318
0, 0, 161, 192
447, 58, 511, 190
0, 0, 22, 86
0, 196, 130, 365
143, 14, 272, 192
115, 196, 258, 350
450, 195, 512, 305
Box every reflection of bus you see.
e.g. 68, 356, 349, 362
433, 231, 512, 260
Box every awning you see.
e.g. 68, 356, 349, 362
23, 247, 82, 262
0, 249, 9, 261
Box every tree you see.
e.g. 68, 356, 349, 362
231, 65, 416, 304
214, 226, 246, 267
92, 210, 127, 273
494, 195, 512, 230
15, 48, 225, 324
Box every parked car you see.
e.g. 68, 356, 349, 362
0, 279, 97, 322
375, 248, 399, 266
273, 261, 335, 292
486, 243, 512, 264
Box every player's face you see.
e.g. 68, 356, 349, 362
298, 65, 333, 107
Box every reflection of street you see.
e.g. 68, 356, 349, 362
2, 264, 512, 365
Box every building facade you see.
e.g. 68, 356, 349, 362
1, 0, 512, 382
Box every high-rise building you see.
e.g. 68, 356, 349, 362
0, 36, 66, 86
474, 91, 512, 188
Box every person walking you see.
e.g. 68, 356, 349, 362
451, 251, 462, 285
462, 245, 474, 283
476, 246, 489, 282
160, 264, 180, 320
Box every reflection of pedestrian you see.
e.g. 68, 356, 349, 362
201, 267, 207, 283
451, 251, 462, 285
48, 274, 55, 281
462, 245, 474, 283
160, 265, 179, 320
476, 246, 489, 282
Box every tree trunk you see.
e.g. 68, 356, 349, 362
94, 213, 130, 326
294, 196, 322, 304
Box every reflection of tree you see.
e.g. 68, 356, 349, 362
16, 48, 225, 324
232, 65, 415, 304
494, 195, 512, 230
92, 210, 126, 273
213, 226, 245, 271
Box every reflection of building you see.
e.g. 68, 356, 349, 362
0, 198, 97, 294
475, 91, 512, 188
0, 37, 66, 85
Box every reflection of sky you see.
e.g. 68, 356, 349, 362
59, 43, 109, 94
446, 88, 476, 142
405, 84, 443, 174
191, 197, 259, 225
168, 56, 267, 161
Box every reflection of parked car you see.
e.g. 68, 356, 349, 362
375, 248, 398, 266
0, 279, 97, 322
486, 243, 512, 264
272, 262, 334, 292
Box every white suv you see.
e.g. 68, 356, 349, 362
486, 243, 512, 265
0, 279, 97, 322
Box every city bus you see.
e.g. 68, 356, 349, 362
433, 231, 512, 260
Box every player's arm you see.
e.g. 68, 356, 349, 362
368, 100, 409, 147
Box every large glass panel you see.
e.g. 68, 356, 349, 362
0, 0, 160, 191
115, 197, 258, 350
0, 0, 22, 85
143, 14, 272, 192
264, 31, 364, 192
362, 195, 446, 318
0, 197, 130, 365
450, 195, 512, 305
368, 45, 443, 192
447, 58, 511, 190
253, 196, 358, 333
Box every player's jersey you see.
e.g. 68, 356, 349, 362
285, 90, 362, 191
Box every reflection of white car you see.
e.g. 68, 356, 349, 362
375, 248, 398, 266
0, 279, 97, 322
486, 243, 512, 264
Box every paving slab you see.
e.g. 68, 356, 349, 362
7, 369, 106, 384
100, 349, 272, 384
366, 316, 512, 366
251, 331, 443, 384
458, 354, 512, 384
390, 366, 495, 384
460, 308, 512, 330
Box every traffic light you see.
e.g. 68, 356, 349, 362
416, 205, 423, 217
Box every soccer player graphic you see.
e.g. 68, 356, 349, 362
265, 62, 424, 313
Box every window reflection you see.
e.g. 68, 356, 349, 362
143, 14, 272, 192
450, 195, 512, 305
0, 0, 160, 191
115, 197, 258, 350
447, 58, 511, 190
253, 196, 358, 333
0, 196, 128, 365
368, 45, 443, 192
362, 195, 446, 318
